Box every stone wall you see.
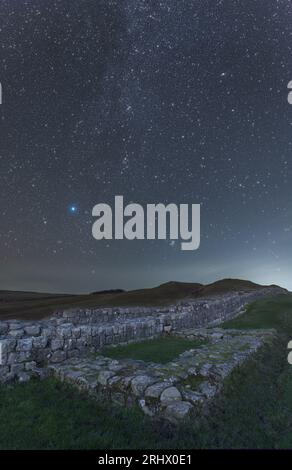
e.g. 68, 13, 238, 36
0, 286, 285, 383
49, 327, 276, 422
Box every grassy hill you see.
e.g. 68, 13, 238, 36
0, 278, 284, 321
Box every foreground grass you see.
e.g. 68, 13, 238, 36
1, 294, 292, 449
0, 379, 162, 450
101, 336, 204, 364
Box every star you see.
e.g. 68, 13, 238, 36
69, 205, 78, 214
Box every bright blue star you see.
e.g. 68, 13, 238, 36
69, 205, 78, 214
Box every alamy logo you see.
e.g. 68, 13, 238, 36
92, 196, 200, 251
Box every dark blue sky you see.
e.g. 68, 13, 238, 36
0, 0, 291, 293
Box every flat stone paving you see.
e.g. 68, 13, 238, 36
49, 327, 275, 422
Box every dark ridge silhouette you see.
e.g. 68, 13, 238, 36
0, 278, 286, 321
90, 289, 126, 296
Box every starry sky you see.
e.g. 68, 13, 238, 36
1, 0, 292, 293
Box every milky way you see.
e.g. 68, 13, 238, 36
0, 0, 292, 293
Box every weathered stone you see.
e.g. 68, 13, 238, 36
0, 366, 9, 380
33, 336, 48, 349
25, 361, 37, 371
64, 338, 77, 350
50, 350, 66, 363
107, 375, 122, 387
0, 338, 16, 354
51, 338, 64, 351
139, 399, 155, 417
16, 338, 33, 352
210, 331, 224, 340
67, 349, 80, 359
182, 390, 206, 406
1, 372, 16, 384
165, 401, 193, 420
24, 325, 41, 336
34, 348, 51, 363
8, 329, 24, 339
160, 386, 182, 405
118, 375, 135, 390
198, 382, 217, 399
199, 363, 213, 377
97, 370, 115, 386
41, 327, 55, 339
80, 326, 92, 336
131, 375, 157, 396
33, 367, 51, 380
164, 325, 172, 334
108, 361, 124, 372
145, 381, 172, 400
8, 322, 23, 330
7, 352, 19, 364
17, 371, 31, 383
0, 323, 8, 335
0, 353, 7, 365
57, 325, 73, 339
18, 351, 33, 362
72, 328, 81, 338
11, 363, 25, 374
66, 369, 85, 381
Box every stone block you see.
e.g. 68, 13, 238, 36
50, 350, 67, 363
97, 370, 115, 386
25, 361, 37, 371
0, 323, 9, 335
51, 338, 64, 351
164, 401, 193, 421
160, 386, 182, 405
17, 371, 31, 383
8, 329, 24, 339
16, 338, 33, 352
0, 338, 16, 354
0, 366, 9, 380
11, 363, 24, 374
145, 381, 172, 400
72, 328, 81, 338
57, 326, 73, 339
131, 375, 157, 396
24, 325, 41, 336
33, 336, 48, 348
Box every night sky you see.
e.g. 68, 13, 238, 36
1, 0, 292, 293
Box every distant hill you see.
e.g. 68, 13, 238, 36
90, 289, 126, 296
195, 278, 266, 297
0, 278, 286, 321
0, 291, 72, 303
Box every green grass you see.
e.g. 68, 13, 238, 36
223, 294, 292, 332
0, 379, 169, 450
1, 293, 292, 449
101, 336, 205, 364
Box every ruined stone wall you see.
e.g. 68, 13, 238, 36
0, 286, 285, 383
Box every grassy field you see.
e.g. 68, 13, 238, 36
223, 293, 292, 331
101, 336, 205, 363
0, 293, 292, 449
0, 278, 274, 321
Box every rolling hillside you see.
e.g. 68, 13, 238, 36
0, 279, 285, 321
